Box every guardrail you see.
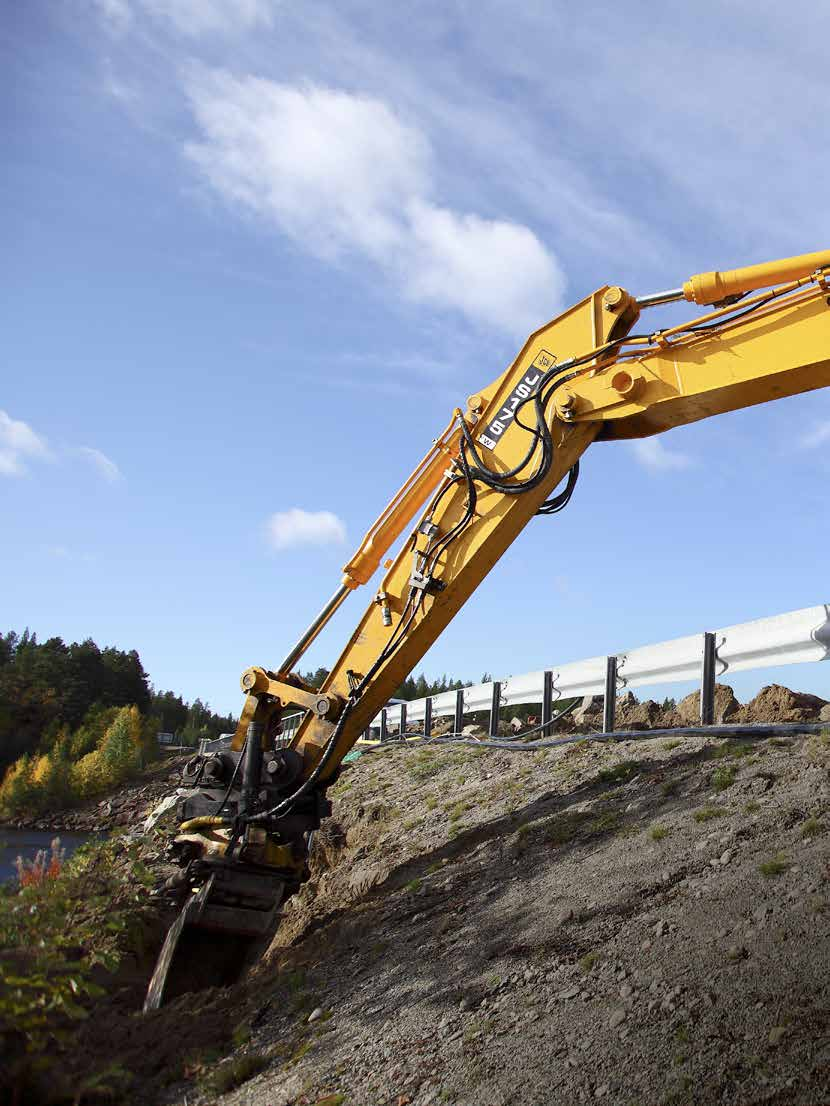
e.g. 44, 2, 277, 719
208, 603, 830, 753
371, 603, 830, 739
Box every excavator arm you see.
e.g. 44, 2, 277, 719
146, 249, 830, 1009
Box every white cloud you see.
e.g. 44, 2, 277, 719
267, 508, 347, 551
184, 72, 564, 336
93, 0, 276, 36
631, 437, 695, 473
79, 447, 123, 483
800, 422, 830, 450
92, 0, 133, 34
141, 0, 276, 36
0, 411, 50, 477
403, 200, 562, 334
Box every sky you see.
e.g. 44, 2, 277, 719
3, 0, 830, 717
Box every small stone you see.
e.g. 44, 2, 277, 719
307, 1007, 324, 1024
620, 984, 634, 1000
720, 850, 733, 865
654, 920, 668, 937
561, 987, 580, 1000
595, 1084, 609, 1098
609, 1008, 627, 1029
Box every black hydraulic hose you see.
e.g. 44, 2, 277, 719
420, 721, 830, 752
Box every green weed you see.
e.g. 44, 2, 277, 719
802, 817, 823, 839
712, 766, 736, 792
597, 760, 639, 785
579, 951, 600, 973
758, 854, 790, 878
650, 824, 670, 842
693, 805, 728, 823
204, 1053, 268, 1095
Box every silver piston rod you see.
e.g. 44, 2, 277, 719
277, 585, 349, 674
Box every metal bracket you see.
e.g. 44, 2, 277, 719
239, 667, 344, 721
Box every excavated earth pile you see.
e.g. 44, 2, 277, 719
148, 689, 830, 1106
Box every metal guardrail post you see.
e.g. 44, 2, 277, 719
424, 697, 433, 738
399, 703, 407, 737
380, 708, 388, 743
700, 632, 716, 725
603, 656, 617, 733
542, 670, 554, 736
488, 681, 501, 737
454, 688, 465, 734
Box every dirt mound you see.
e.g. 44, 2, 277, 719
615, 694, 665, 730
739, 683, 827, 723
676, 683, 741, 725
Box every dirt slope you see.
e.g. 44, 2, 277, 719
156, 725, 830, 1106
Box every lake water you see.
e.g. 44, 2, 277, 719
0, 828, 95, 883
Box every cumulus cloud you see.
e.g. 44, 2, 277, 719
184, 73, 565, 336
79, 446, 123, 483
94, 0, 276, 36
630, 437, 695, 473
0, 410, 50, 477
267, 508, 347, 551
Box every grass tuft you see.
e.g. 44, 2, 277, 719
578, 951, 600, 973
205, 1053, 268, 1095
597, 760, 639, 785
802, 816, 823, 839
693, 805, 728, 823
758, 853, 790, 879
712, 766, 736, 792
649, 824, 670, 842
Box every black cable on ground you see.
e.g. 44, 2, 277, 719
413, 721, 830, 752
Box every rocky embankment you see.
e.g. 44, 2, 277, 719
145, 685, 830, 1106
4, 754, 190, 833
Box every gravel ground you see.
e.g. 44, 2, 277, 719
156, 725, 830, 1106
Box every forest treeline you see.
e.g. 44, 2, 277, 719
0, 630, 236, 816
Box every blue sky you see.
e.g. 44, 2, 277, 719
4, 0, 830, 716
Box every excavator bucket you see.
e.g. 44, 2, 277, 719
144, 862, 285, 1011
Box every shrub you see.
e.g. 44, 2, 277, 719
0, 838, 154, 1095
14, 837, 65, 887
